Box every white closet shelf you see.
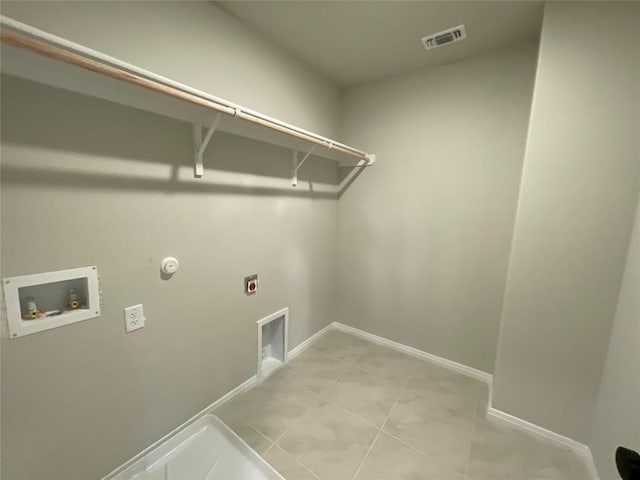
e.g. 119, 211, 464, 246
0, 16, 375, 181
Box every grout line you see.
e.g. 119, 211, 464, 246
223, 376, 320, 445
267, 444, 322, 480
265, 364, 354, 479
279, 356, 399, 432
263, 443, 274, 455
351, 365, 413, 480
372, 368, 476, 477
271, 336, 480, 476
245, 333, 479, 479
270, 361, 352, 445
350, 428, 383, 480
272, 399, 314, 445
463, 389, 480, 477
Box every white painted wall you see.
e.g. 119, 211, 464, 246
337, 41, 538, 373
493, 2, 640, 443
590, 193, 640, 479
0, 0, 340, 138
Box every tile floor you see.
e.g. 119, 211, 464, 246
215, 331, 592, 480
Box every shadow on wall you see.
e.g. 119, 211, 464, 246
0, 74, 366, 199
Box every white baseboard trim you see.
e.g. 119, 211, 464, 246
487, 407, 599, 479
333, 322, 599, 480
103, 321, 599, 480
333, 322, 493, 384
101, 375, 257, 480
487, 407, 585, 451
288, 321, 334, 360
103, 322, 335, 479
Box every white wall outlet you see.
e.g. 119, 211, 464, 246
124, 304, 145, 333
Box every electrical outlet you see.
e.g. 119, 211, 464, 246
245, 274, 258, 295
124, 304, 145, 333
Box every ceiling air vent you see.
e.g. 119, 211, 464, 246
422, 25, 467, 50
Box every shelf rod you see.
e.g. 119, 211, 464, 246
0, 19, 374, 163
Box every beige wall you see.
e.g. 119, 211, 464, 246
0, 3, 342, 478
493, 2, 640, 443
337, 42, 538, 373
590, 193, 640, 479
0, 0, 340, 138
0, 75, 338, 480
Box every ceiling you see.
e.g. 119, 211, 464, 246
216, 1, 544, 87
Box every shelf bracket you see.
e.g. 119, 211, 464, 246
192, 113, 223, 178
291, 145, 316, 187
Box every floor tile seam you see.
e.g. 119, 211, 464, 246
221, 404, 279, 444
233, 415, 282, 446
347, 361, 414, 388
285, 347, 357, 380
331, 361, 413, 394
270, 393, 359, 480
349, 427, 383, 480
272, 399, 316, 445
463, 388, 481, 477
316, 391, 390, 431
290, 368, 395, 432
230, 377, 322, 443
314, 345, 375, 369
311, 362, 407, 431
350, 396, 403, 480
381, 377, 475, 479
350, 369, 471, 480
270, 365, 353, 444
378, 424, 471, 478
235, 416, 275, 449
215, 407, 278, 455
262, 443, 323, 480
280, 362, 351, 398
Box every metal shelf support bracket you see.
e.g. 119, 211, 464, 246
291, 145, 317, 187
192, 112, 223, 178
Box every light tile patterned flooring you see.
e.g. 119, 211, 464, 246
215, 331, 592, 480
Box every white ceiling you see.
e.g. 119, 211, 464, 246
216, 1, 544, 87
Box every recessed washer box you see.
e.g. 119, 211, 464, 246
2, 266, 100, 339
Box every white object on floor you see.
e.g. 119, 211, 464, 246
112, 415, 283, 480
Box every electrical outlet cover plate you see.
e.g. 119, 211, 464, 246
124, 304, 145, 333
245, 274, 258, 295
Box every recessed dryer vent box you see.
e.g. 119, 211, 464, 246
257, 307, 288, 381
2, 266, 100, 339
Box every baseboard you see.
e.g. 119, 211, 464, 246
100, 375, 257, 480
334, 322, 599, 480
102, 322, 334, 478
333, 322, 492, 384
103, 321, 598, 480
487, 407, 585, 452
486, 408, 599, 479
288, 321, 334, 360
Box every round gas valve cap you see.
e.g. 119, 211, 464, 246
161, 257, 180, 275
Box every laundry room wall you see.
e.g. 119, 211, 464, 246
337, 40, 539, 374
493, 2, 640, 443
0, 2, 342, 479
